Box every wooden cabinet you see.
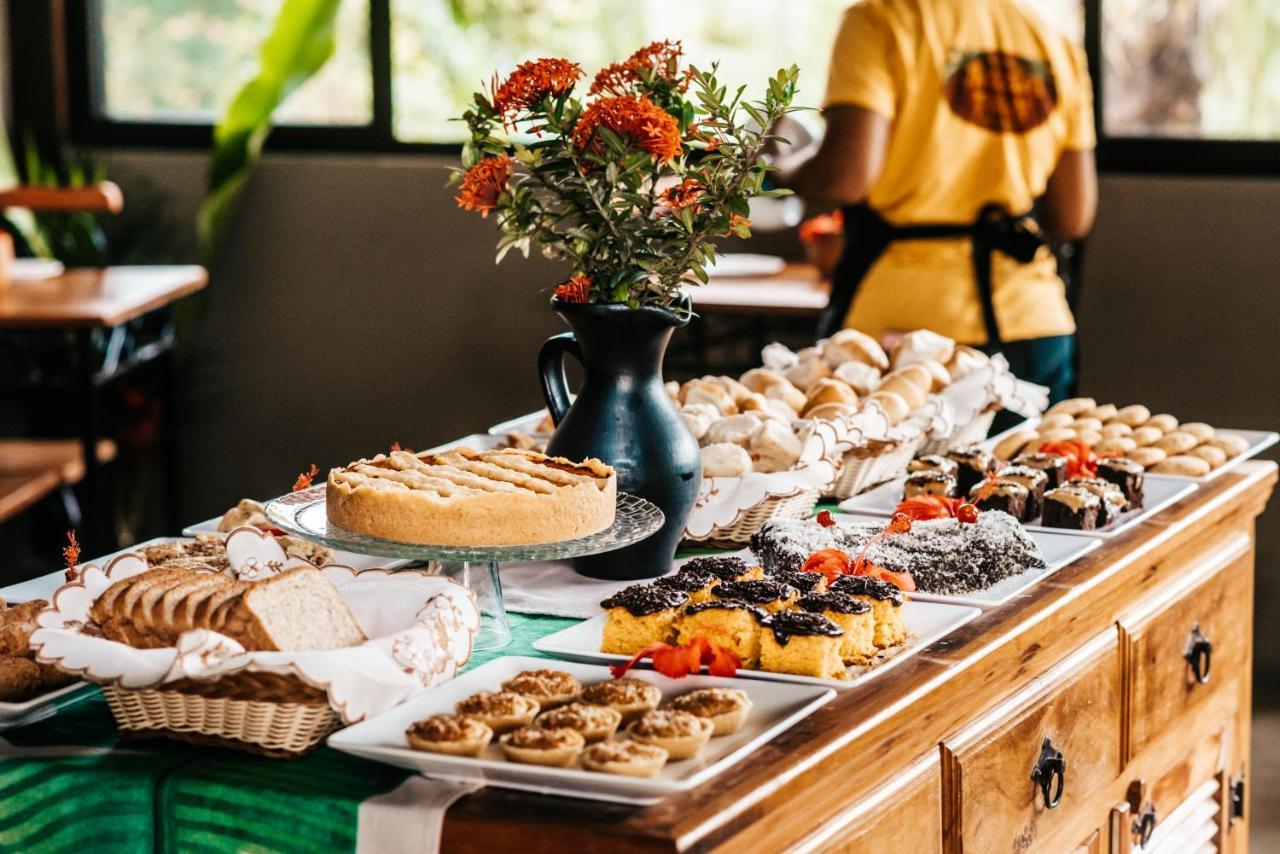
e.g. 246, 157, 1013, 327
1119, 532, 1252, 762
941, 631, 1122, 853
794, 753, 941, 853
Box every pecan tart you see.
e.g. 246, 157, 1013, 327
326, 447, 616, 546
580, 739, 669, 778
535, 702, 622, 743
668, 688, 753, 737
405, 714, 492, 757
499, 726, 585, 768
455, 691, 540, 733
501, 669, 582, 709
626, 710, 714, 760
580, 678, 662, 721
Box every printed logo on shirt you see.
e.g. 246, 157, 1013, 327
944, 50, 1058, 133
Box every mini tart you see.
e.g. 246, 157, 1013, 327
580, 678, 662, 721
405, 714, 493, 757
668, 688, 753, 737
454, 691, 540, 733
626, 710, 715, 760
498, 726, 585, 768
580, 739, 669, 778
535, 702, 623, 742
501, 669, 583, 709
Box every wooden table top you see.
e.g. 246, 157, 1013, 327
0, 265, 208, 328
440, 461, 1278, 852
692, 261, 829, 316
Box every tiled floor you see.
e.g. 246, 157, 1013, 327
1252, 712, 1280, 852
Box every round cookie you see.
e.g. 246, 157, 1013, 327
1203, 434, 1249, 456
1150, 455, 1211, 477
1037, 428, 1078, 444
1094, 437, 1137, 456
1188, 444, 1227, 469
1046, 397, 1096, 417
1076, 431, 1103, 448
1131, 426, 1163, 447
1038, 413, 1076, 430
1153, 431, 1198, 454
994, 429, 1038, 461
1179, 422, 1215, 442
1145, 414, 1179, 433
1114, 405, 1152, 427
1127, 447, 1167, 468
1072, 417, 1104, 434
1100, 422, 1133, 439
1088, 404, 1118, 422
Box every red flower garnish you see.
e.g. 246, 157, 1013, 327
857, 564, 917, 593
62, 530, 81, 582
491, 58, 583, 119
956, 503, 980, 524
553, 274, 592, 304
659, 178, 704, 212
815, 509, 836, 528
292, 464, 319, 492
609, 635, 740, 679
798, 211, 844, 243
455, 155, 513, 217
1039, 440, 1098, 479
895, 495, 964, 521
574, 95, 682, 162
802, 548, 852, 583
850, 513, 913, 579
589, 40, 687, 97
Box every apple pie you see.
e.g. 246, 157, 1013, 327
326, 447, 616, 546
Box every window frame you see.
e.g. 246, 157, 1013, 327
57, 0, 1280, 174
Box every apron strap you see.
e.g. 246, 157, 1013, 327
815, 204, 893, 340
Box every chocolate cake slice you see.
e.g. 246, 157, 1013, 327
908, 455, 959, 479
946, 445, 997, 494
1096, 457, 1145, 508
1000, 464, 1049, 520
903, 470, 957, 499
968, 478, 1029, 520
1068, 477, 1128, 526
1014, 451, 1069, 490
1041, 486, 1101, 530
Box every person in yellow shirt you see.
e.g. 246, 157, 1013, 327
775, 0, 1097, 402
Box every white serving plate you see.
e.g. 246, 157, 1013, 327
1144, 429, 1278, 483
180, 520, 410, 571
837, 475, 1197, 539
0, 680, 94, 728
533, 601, 979, 692
425, 433, 507, 453
487, 410, 554, 438
706, 253, 787, 278
327, 655, 834, 805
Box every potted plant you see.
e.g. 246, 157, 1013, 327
453, 41, 799, 579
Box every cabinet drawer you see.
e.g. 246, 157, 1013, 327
796, 753, 941, 853
942, 631, 1121, 853
1119, 532, 1252, 762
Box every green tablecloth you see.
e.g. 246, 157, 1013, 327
0, 613, 576, 854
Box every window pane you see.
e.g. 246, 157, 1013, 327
94, 0, 371, 125
390, 0, 849, 143
1103, 0, 1280, 139
1025, 0, 1084, 45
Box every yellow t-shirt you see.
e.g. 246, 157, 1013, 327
823, 0, 1095, 345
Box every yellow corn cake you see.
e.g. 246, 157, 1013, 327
673, 601, 766, 668
797, 591, 877, 664
599, 585, 688, 656
710, 579, 798, 614
830, 575, 908, 649
759, 611, 845, 680
679, 555, 764, 583
653, 566, 720, 604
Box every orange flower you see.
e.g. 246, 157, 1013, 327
727, 212, 752, 236
62, 530, 81, 581
553, 274, 592, 303
659, 178, 704, 211
590, 40, 686, 97
574, 95, 682, 162
292, 463, 319, 492
455, 155, 513, 217
491, 58, 583, 118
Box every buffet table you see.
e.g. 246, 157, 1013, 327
1, 461, 1272, 852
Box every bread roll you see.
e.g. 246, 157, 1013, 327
681, 380, 736, 415
916, 359, 952, 392
664, 381, 680, 402
890, 329, 955, 369
945, 344, 988, 380
703, 375, 752, 405
804, 402, 859, 422
782, 358, 833, 392
749, 420, 803, 473
875, 375, 926, 410
680, 406, 716, 441
802, 378, 859, 415
1114, 405, 1151, 427
865, 391, 910, 424
0, 600, 44, 657
0, 656, 40, 702
738, 368, 786, 394
832, 360, 881, 396
890, 364, 935, 393
739, 394, 796, 421
1150, 455, 1211, 477
760, 377, 807, 413
701, 443, 753, 478
704, 414, 762, 447
821, 329, 889, 370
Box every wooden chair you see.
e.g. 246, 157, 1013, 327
0, 183, 123, 286
0, 438, 116, 524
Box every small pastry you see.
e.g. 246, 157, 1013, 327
739, 367, 787, 394
876, 374, 927, 410
680, 555, 764, 582
969, 478, 1029, 520
668, 688, 753, 737
1179, 422, 1215, 442
1045, 397, 1096, 417
499, 726, 585, 767
832, 360, 881, 395
1153, 431, 1198, 454
822, 329, 889, 370
704, 375, 753, 406
501, 669, 583, 709
748, 419, 803, 473
580, 739, 668, 778
1203, 434, 1249, 456
1069, 477, 1128, 526
627, 710, 715, 760
710, 579, 799, 613
704, 413, 763, 447
904, 470, 957, 499
455, 691, 540, 733
740, 393, 797, 421
797, 591, 876, 664
1145, 413, 1179, 433
0, 657, 41, 702
654, 566, 719, 603
1038, 413, 1076, 430
890, 329, 955, 369
535, 702, 622, 742
888, 364, 935, 394
828, 575, 908, 648
1131, 426, 1163, 447
802, 378, 859, 415
673, 600, 767, 668
1041, 486, 1101, 530
993, 429, 1038, 461
760, 377, 807, 412
405, 714, 492, 757
1072, 417, 1104, 434
1093, 437, 1137, 456
680, 407, 715, 441
1014, 451, 1069, 489
1115, 404, 1152, 427
1088, 403, 1118, 422
1189, 444, 1228, 469
600, 585, 688, 655
946, 445, 997, 494
581, 678, 662, 721
914, 359, 953, 392
680, 379, 736, 415
945, 344, 988, 380
999, 464, 1049, 519
1127, 447, 1168, 468
1100, 422, 1133, 438
782, 358, 833, 393
1151, 455, 1211, 477
908, 454, 960, 478
864, 391, 911, 424
701, 443, 753, 477
1096, 457, 1145, 508
759, 611, 846, 680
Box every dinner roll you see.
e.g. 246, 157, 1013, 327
701, 443, 753, 478
916, 359, 952, 392
891, 329, 955, 369
876, 375, 926, 410
890, 364, 935, 393
703, 414, 762, 447
945, 344, 988, 380
801, 379, 859, 416
681, 379, 737, 415
664, 381, 680, 402
782, 358, 833, 392
680, 406, 716, 441
738, 368, 787, 394
832, 360, 881, 396
821, 329, 889, 370
865, 391, 910, 424
749, 419, 803, 473
703, 375, 752, 405
804, 402, 859, 422
740, 394, 797, 421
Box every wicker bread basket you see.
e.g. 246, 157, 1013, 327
684, 488, 821, 549
829, 435, 925, 500
102, 671, 338, 759
918, 407, 998, 456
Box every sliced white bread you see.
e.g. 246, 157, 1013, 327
220, 567, 365, 652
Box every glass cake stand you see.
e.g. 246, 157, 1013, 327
263, 487, 664, 650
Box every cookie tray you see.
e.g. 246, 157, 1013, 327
327, 656, 835, 805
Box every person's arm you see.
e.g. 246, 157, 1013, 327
1040, 149, 1097, 241
776, 105, 891, 208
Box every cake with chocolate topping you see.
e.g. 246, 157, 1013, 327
710, 579, 799, 613
798, 591, 877, 663
678, 555, 763, 582
672, 600, 767, 668
599, 584, 687, 655
908, 454, 959, 479
1096, 457, 1145, 508
1041, 485, 1101, 530
759, 611, 846, 680
946, 445, 997, 493
1068, 477, 1128, 526
969, 478, 1029, 520
1000, 464, 1049, 519
773, 570, 827, 595
828, 575, 907, 648
653, 566, 719, 603
1013, 451, 1069, 490
904, 470, 957, 499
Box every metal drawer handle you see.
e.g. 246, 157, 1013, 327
1184, 623, 1213, 685
1031, 736, 1066, 809
1133, 803, 1157, 847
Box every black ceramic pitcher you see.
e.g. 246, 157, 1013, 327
539, 297, 701, 580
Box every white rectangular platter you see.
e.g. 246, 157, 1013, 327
533, 600, 980, 692
327, 655, 835, 805
837, 475, 1197, 539
180, 520, 409, 571
1144, 429, 1277, 483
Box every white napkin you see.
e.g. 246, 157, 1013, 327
498, 551, 754, 620
355, 776, 482, 854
